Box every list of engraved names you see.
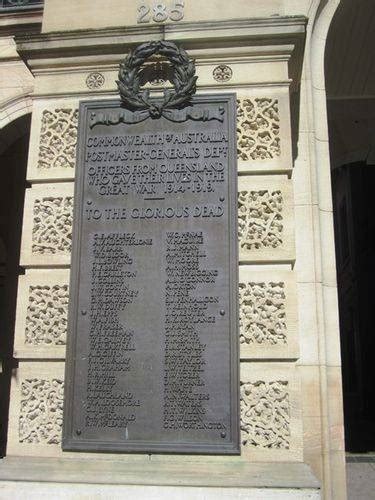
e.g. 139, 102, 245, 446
64, 98, 238, 453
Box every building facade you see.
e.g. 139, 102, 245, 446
0, 0, 355, 498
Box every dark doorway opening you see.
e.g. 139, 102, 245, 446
0, 114, 30, 457
331, 163, 375, 452
325, 0, 375, 454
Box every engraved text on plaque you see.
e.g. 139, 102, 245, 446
63, 95, 239, 453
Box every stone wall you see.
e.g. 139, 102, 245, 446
0, 5, 347, 498
8, 84, 303, 463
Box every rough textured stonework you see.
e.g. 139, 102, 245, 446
237, 98, 280, 161
213, 64, 233, 82
19, 378, 64, 444
25, 285, 69, 346
241, 380, 290, 449
38, 109, 78, 170
238, 190, 283, 250
239, 281, 287, 345
32, 196, 73, 254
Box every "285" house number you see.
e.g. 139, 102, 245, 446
137, 1, 185, 23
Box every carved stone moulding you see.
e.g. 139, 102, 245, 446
86, 72, 105, 89
6, 361, 66, 457
239, 268, 298, 360
7, 361, 302, 461
37, 109, 78, 171
240, 362, 302, 462
237, 97, 280, 161
236, 89, 293, 174
20, 182, 74, 268
32, 196, 73, 255
238, 176, 295, 264
26, 100, 80, 182
213, 64, 233, 82
7, 362, 158, 460
242, 379, 290, 449
19, 377, 64, 445
13, 269, 70, 359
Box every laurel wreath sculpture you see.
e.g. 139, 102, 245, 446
117, 41, 198, 119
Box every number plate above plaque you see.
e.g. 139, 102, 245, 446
63, 95, 239, 454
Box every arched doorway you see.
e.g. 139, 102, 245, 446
0, 113, 30, 456
326, 0, 375, 453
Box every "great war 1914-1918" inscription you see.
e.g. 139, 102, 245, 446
62, 95, 239, 454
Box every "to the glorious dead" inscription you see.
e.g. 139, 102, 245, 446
63, 95, 239, 453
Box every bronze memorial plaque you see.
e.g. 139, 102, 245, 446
63, 93, 239, 453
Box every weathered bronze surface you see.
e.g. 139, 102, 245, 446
63, 95, 239, 454
117, 41, 198, 118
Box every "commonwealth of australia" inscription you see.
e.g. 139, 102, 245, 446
63, 95, 239, 454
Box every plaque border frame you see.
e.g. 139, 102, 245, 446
62, 94, 240, 455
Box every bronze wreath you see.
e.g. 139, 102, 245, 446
117, 41, 198, 118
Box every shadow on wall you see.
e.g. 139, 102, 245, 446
0, 114, 30, 457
